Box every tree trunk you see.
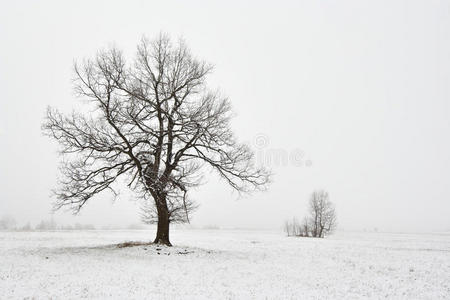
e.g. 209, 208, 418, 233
153, 196, 172, 246
318, 226, 324, 238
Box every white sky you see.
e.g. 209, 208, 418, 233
1, 0, 449, 232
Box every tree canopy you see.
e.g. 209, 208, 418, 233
43, 34, 270, 244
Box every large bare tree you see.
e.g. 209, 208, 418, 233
43, 34, 270, 246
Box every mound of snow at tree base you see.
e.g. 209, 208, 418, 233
0, 229, 449, 299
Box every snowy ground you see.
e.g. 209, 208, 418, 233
0, 229, 449, 299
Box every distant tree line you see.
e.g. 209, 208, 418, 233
0, 215, 97, 231
285, 190, 337, 238
0, 215, 17, 230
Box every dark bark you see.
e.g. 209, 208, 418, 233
154, 215, 171, 246
153, 195, 172, 246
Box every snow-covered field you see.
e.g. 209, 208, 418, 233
0, 229, 449, 299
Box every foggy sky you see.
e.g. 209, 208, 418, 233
1, 0, 449, 232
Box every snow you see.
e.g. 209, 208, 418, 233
0, 229, 449, 299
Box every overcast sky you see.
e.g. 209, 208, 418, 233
1, 0, 449, 232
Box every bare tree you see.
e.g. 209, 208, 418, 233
300, 217, 310, 237
43, 34, 270, 246
284, 217, 303, 237
284, 220, 292, 236
309, 190, 336, 238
